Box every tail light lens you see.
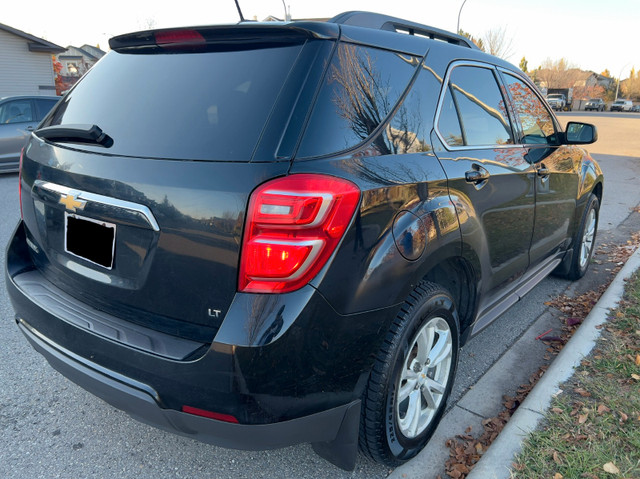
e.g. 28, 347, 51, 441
239, 174, 360, 293
154, 29, 206, 49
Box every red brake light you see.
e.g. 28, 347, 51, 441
154, 29, 206, 48
239, 174, 361, 293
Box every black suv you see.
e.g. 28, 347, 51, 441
6, 12, 602, 471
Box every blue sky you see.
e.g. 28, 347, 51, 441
4, 0, 638, 78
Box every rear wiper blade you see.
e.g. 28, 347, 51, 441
35, 124, 113, 147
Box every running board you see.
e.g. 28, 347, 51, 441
470, 256, 563, 336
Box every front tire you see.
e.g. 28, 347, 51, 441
359, 282, 459, 466
566, 194, 599, 280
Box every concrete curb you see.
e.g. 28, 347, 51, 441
466, 246, 640, 479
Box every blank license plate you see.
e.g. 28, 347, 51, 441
65, 213, 115, 269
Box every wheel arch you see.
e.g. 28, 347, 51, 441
419, 254, 478, 344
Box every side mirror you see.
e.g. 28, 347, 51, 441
565, 122, 598, 145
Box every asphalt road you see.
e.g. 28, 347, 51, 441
1, 114, 639, 479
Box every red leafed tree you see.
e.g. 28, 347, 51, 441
52, 55, 69, 96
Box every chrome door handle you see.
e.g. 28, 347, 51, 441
465, 166, 490, 183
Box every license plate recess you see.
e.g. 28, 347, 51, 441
65, 213, 116, 269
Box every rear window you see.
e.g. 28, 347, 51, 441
43, 44, 303, 161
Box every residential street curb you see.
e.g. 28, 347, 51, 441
466, 246, 640, 479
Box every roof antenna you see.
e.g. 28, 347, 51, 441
234, 0, 246, 22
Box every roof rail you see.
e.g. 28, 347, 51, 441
329, 11, 478, 50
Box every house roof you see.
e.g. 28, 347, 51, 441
80, 44, 106, 59
0, 22, 65, 53
58, 44, 106, 62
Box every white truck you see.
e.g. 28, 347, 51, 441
546, 88, 573, 111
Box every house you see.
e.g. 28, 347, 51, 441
0, 23, 65, 98
56, 44, 105, 80
584, 72, 615, 90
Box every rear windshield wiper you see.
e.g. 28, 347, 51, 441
35, 124, 113, 147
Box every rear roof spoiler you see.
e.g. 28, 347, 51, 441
109, 11, 476, 52
109, 24, 338, 51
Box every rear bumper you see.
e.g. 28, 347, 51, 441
5, 220, 391, 469
18, 318, 359, 454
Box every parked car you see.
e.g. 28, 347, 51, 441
0, 95, 59, 173
610, 99, 633, 111
584, 98, 605, 111
546, 93, 568, 111
6, 12, 603, 470
631, 104, 640, 112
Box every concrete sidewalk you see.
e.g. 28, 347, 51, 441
389, 247, 640, 479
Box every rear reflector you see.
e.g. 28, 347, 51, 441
239, 174, 360, 293
181, 405, 239, 423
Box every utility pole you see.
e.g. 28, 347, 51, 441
615, 63, 629, 100
457, 0, 469, 33
282, 0, 291, 21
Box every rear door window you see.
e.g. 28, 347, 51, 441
437, 65, 513, 148
297, 43, 420, 158
43, 44, 304, 162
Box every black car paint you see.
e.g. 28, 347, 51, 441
6, 16, 603, 471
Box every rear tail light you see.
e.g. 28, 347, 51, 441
19, 147, 24, 219
239, 174, 361, 293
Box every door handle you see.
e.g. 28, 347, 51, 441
26, 126, 35, 132
537, 164, 550, 177
465, 165, 490, 183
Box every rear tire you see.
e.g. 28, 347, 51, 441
359, 282, 459, 466
566, 194, 599, 280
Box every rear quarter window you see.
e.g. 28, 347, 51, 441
297, 43, 420, 158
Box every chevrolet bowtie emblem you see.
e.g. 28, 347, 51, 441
59, 193, 86, 212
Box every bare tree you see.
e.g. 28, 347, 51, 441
535, 58, 586, 89
483, 26, 514, 60
137, 17, 157, 30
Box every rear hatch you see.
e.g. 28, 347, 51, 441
18, 24, 335, 344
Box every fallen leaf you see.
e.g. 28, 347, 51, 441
619, 412, 628, 422
597, 404, 611, 415
567, 317, 582, 326
551, 407, 564, 414
603, 462, 620, 474
554, 473, 563, 479
465, 425, 472, 434
451, 463, 469, 474
448, 469, 462, 478
553, 450, 562, 464
631, 374, 640, 381
574, 388, 591, 397
475, 442, 483, 454
578, 414, 588, 424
